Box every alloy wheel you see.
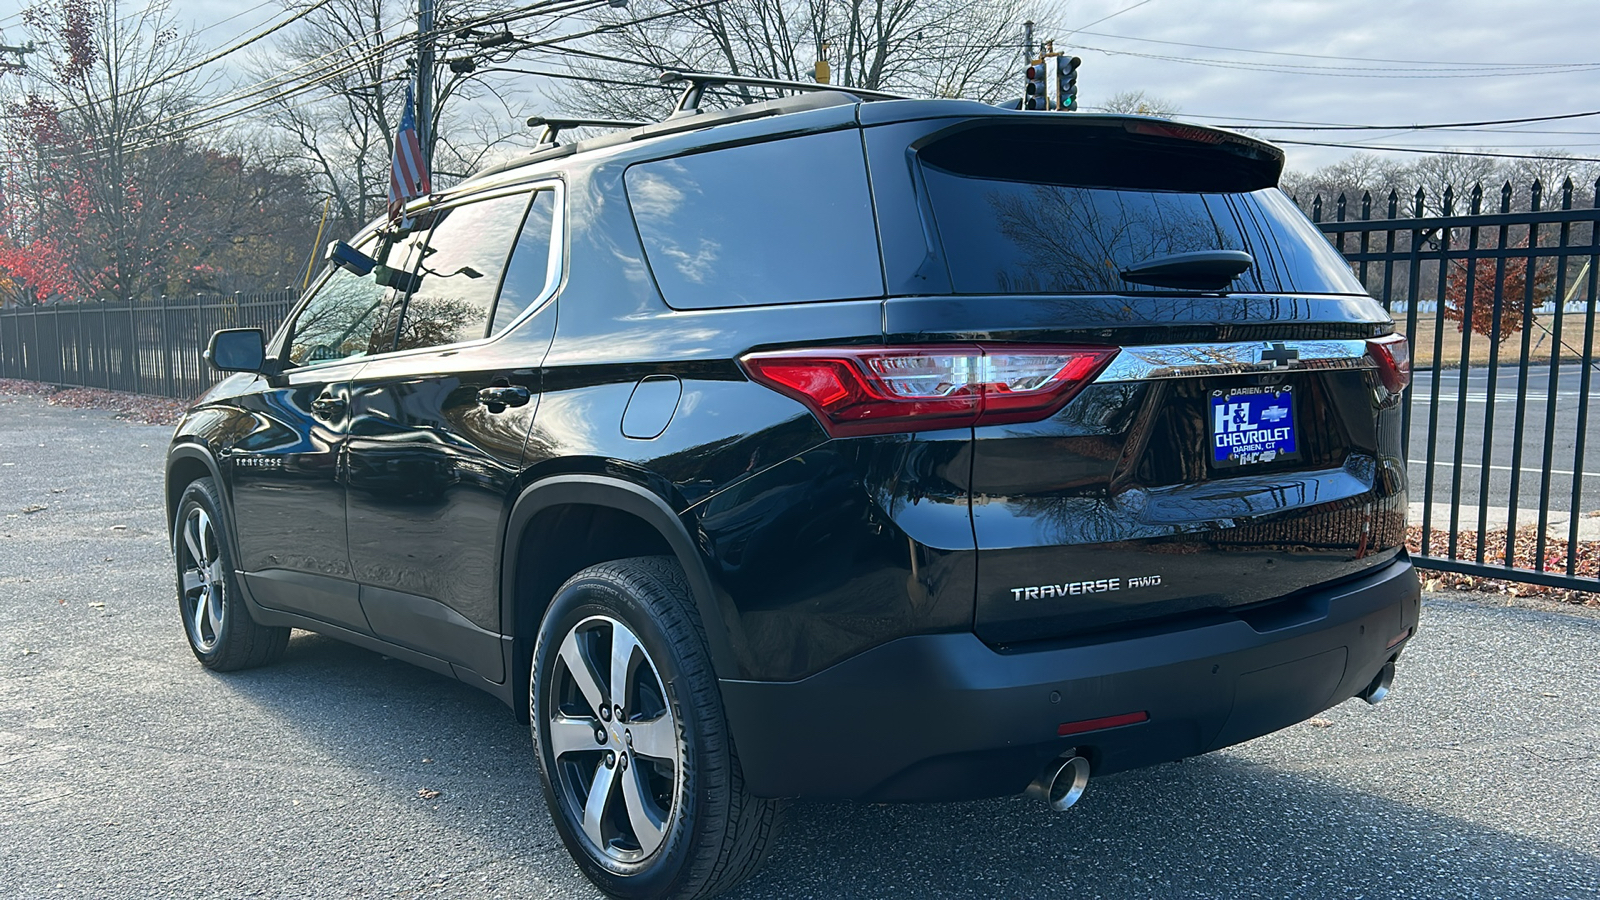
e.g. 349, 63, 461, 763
546, 614, 682, 864
179, 506, 226, 653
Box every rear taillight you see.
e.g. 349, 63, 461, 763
740, 344, 1119, 437
1366, 334, 1411, 393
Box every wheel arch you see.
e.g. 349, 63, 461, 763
502, 475, 742, 722
166, 444, 225, 533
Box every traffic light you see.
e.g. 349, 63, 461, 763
1025, 60, 1046, 110
1058, 55, 1081, 111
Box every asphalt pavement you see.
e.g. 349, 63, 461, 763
2, 394, 1598, 900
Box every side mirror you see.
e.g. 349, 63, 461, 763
326, 240, 376, 277
206, 328, 268, 374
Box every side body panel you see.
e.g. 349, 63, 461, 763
218, 360, 369, 632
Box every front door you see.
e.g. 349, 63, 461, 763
344, 188, 560, 682
230, 233, 401, 633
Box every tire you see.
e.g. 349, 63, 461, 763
531, 556, 782, 900
172, 477, 289, 671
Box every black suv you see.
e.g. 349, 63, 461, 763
166, 79, 1419, 900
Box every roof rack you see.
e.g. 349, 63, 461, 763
658, 69, 905, 115
525, 115, 650, 146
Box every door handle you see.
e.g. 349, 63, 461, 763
478, 385, 531, 411
311, 394, 346, 420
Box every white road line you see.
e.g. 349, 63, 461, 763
1406, 458, 1580, 477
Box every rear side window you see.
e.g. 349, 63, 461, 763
626, 130, 884, 308
919, 135, 1364, 296
393, 192, 532, 352
490, 189, 558, 335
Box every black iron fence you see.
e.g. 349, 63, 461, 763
1310, 177, 1599, 592
0, 291, 296, 401
0, 179, 1596, 593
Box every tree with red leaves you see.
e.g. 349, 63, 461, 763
0, 0, 319, 305
1441, 235, 1556, 344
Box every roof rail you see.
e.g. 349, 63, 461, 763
526, 116, 651, 146
658, 69, 905, 115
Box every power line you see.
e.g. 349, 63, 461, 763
74, 0, 727, 158
1070, 28, 1599, 69
1213, 108, 1600, 133
1064, 0, 1157, 40
1072, 43, 1600, 78
1270, 139, 1600, 164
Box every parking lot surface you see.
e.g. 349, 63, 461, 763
2, 393, 1598, 899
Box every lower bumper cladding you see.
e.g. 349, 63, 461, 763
721, 556, 1421, 801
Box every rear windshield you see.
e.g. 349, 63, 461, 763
921, 157, 1364, 296
626, 129, 884, 309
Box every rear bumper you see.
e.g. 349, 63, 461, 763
721, 555, 1420, 801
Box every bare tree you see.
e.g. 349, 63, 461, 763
544, 0, 1055, 122
1098, 89, 1178, 118
2, 0, 209, 299
249, 0, 522, 235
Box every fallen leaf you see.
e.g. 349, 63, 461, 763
111, 525, 127, 531
21, 504, 46, 514
417, 788, 442, 800
1307, 717, 1334, 728
89, 602, 105, 609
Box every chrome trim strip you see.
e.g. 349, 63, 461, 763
1094, 339, 1373, 383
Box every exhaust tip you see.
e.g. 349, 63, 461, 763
1029, 754, 1091, 811
1360, 661, 1396, 705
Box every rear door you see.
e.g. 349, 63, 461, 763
864, 114, 1409, 645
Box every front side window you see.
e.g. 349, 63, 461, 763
625, 130, 884, 309
393, 192, 532, 352
286, 235, 390, 368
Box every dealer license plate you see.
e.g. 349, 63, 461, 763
1210, 385, 1299, 468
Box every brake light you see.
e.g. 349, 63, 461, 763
1366, 334, 1411, 393
741, 344, 1119, 437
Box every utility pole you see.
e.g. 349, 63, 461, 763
0, 40, 37, 72
416, 0, 434, 168
1022, 21, 1034, 65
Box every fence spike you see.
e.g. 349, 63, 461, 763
1387, 189, 1398, 219
1469, 183, 1483, 214
1312, 195, 1322, 222
1530, 178, 1543, 212
1361, 191, 1372, 220
1443, 184, 1455, 215
1413, 186, 1426, 218
1336, 193, 1347, 222
1561, 176, 1574, 210
1499, 180, 1513, 213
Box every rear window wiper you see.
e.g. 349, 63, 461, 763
1119, 249, 1253, 291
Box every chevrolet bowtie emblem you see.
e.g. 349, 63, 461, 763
1259, 342, 1300, 368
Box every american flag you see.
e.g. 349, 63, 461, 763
387, 83, 431, 222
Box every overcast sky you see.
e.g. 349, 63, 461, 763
2, 0, 1596, 174
1045, 0, 1600, 171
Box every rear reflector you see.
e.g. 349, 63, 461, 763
1366, 334, 1412, 393
1057, 710, 1149, 736
1386, 627, 1413, 650
741, 344, 1118, 437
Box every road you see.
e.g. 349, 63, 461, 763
2, 394, 1598, 900
1406, 362, 1600, 522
